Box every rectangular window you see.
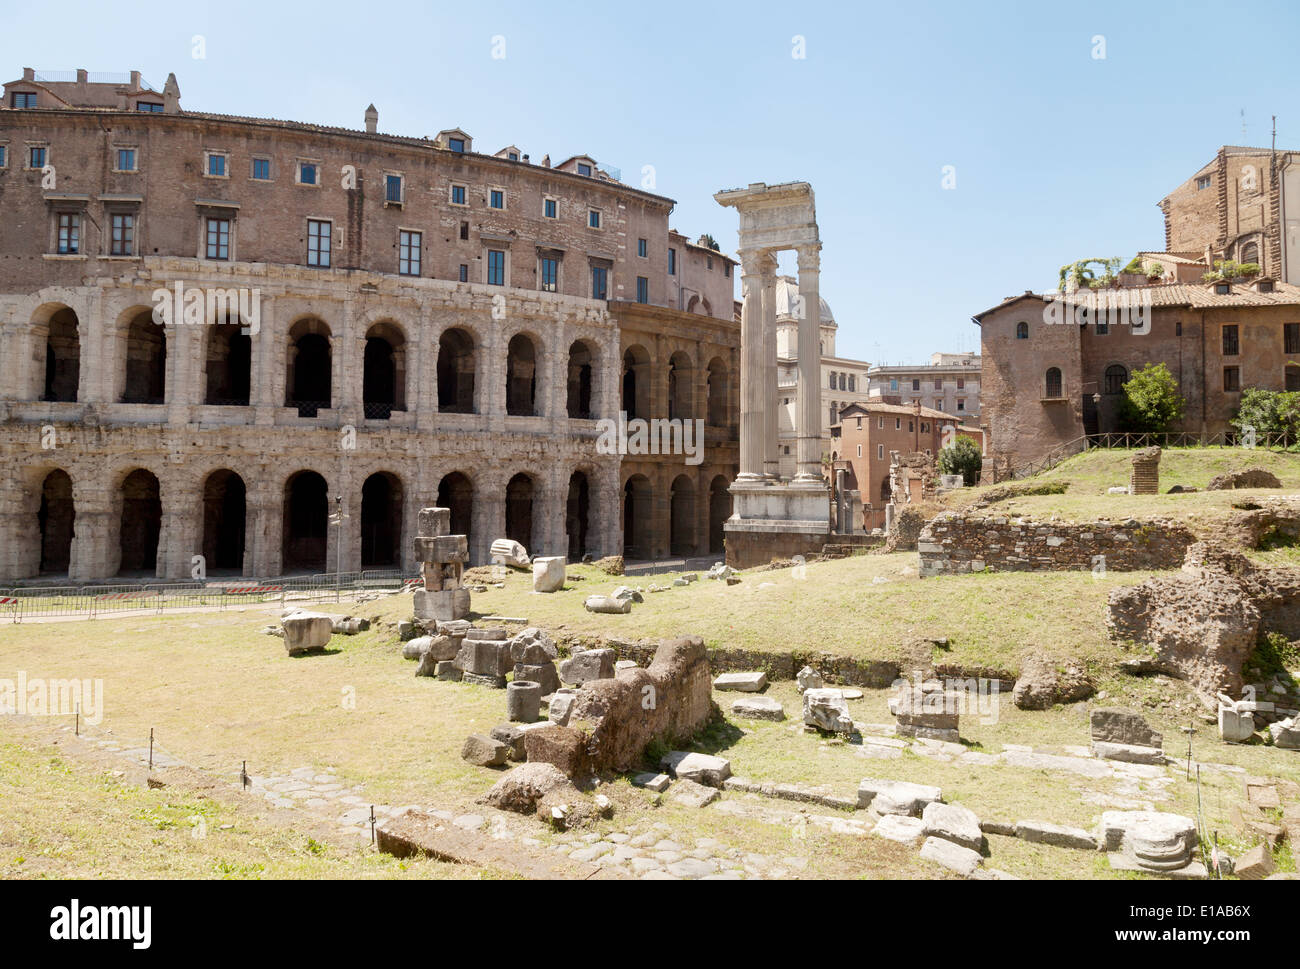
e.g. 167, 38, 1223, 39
298, 162, 318, 185
877, 417, 884, 429
0, 146, 5, 168
1176, 321, 1183, 336
895, 417, 901, 430
136, 101, 163, 112
1289, 368, 1300, 392
1286, 323, 1300, 355
540, 257, 558, 292
459, 220, 469, 240
56, 213, 80, 254
451, 184, 467, 205
592, 266, 608, 300
307, 219, 331, 267
207, 153, 226, 177
1224, 366, 1241, 392
957, 398, 966, 411
448, 137, 465, 153
912, 379, 920, 391
636, 276, 649, 303
29, 146, 46, 168
578, 162, 592, 176
956, 377, 964, 389
889, 379, 898, 391
12, 92, 36, 108
487, 249, 505, 286
398, 230, 421, 276
724, 263, 731, 278
458, 264, 468, 282
544, 198, 557, 219
385, 174, 403, 203
490, 189, 504, 209
668, 248, 676, 275
116, 148, 136, 171
933, 378, 942, 390
637, 238, 647, 258
109, 213, 134, 256
857, 444, 862, 458
877, 444, 884, 460
252, 157, 271, 180
1197, 175, 1212, 190
588, 209, 601, 229
1222, 324, 1239, 356
205, 217, 230, 260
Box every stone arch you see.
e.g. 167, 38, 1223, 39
668, 350, 694, 421
282, 470, 329, 573
506, 332, 539, 416
205, 313, 252, 406
622, 473, 653, 559
118, 468, 161, 575
670, 474, 697, 557
1045, 366, 1063, 399
505, 472, 535, 550
34, 304, 81, 402
437, 326, 477, 413
1016, 321, 1029, 340
566, 469, 591, 560
567, 340, 596, 419
436, 471, 474, 542
202, 469, 247, 573
708, 474, 731, 555
120, 308, 166, 404
1103, 363, 1128, 395
286, 317, 332, 417
622, 345, 651, 420
360, 471, 404, 567
706, 356, 729, 427
37, 468, 75, 574
363, 320, 407, 419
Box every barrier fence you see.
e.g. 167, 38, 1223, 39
0, 569, 413, 622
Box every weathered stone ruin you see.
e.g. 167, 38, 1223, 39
1090, 708, 1164, 765
889, 679, 960, 743
280, 610, 333, 655
1129, 446, 1160, 495
532, 555, 566, 593
1206, 468, 1283, 491
413, 507, 470, 622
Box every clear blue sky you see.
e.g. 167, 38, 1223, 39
5, 0, 1298, 366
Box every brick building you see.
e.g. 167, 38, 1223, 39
0, 67, 739, 581
867, 351, 981, 421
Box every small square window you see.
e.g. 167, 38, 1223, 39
298, 162, 318, 186
116, 148, 137, 172
1197, 175, 1212, 190
508, 152, 518, 161
385, 174, 403, 204
448, 137, 465, 153
588, 210, 601, 229
252, 158, 271, 180
1224, 366, 1241, 392
490, 189, 504, 209
29, 146, 46, 169
207, 153, 227, 177
12, 92, 37, 108
578, 162, 592, 176
451, 184, 467, 206
544, 198, 557, 219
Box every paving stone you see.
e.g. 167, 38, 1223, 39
713, 672, 768, 692
667, 857, 718, 878
630, 856, 663, 873
670, 780, 720, 809
1015, 820, 1098, 850
871, 814, 925, 844
920, 836, 984, 877
451, 814, 485, 831
660, 751, 731, 787
857, 777, 943, 816
921, 801, 984, 851
731, 696, 786, 721
631, 772, 671, 793
570, 843, 613, 863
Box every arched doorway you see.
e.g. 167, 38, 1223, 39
708, 475, 731, 555
566, 471, 590, 560
622, 345, 650, 420
668, 351, 693, 420
622, 474, 652, 559
363, 322, 406, 419
670, 474, 696, 557
121, 311, 166, 404
437, 472, 474, 543
706, 357, 728, 427
360, 472, 403, 567
37, 469, 75, 573
567, 341, 594, 418
202, 469, 246, 573
283, 471, 329, 572
205, 320, 251, 405
506, 334, 538, 416
286, 318, 332, 417
437, 328, 476, 413
505, 473, 535, 551
118, 469, 161, 575
42, 307, 81, 402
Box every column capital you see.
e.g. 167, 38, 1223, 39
737, 247, 779, 277
796, 243, 822, 271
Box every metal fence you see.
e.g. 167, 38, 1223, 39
1005, 431, 1300, 480
0, 569, 415, 623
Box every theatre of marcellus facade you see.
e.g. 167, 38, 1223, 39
0, 68, 740, 582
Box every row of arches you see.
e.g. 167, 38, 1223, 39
621, 346, 730, 425
622, 473, 732, 559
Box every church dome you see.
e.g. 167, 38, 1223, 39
773, 275, 835, 325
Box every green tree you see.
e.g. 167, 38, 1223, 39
937, 436, 983, 486
1232, 388, 1300, 446
1118, 362, 1185, 432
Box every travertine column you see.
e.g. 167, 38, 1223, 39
736, 251, 766, 483
795, 244, 823, 483
759, 252, 779, 479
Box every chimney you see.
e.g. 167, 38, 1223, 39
364, 103, 378, 134
22, 67, 33, 81
76, 69, 88, 84
522, 153, 529, 163
130, 70, 141, 90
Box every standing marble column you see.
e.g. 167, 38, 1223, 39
735, 251, 766, 483
795, 244, 823, 484
759, 252, 780, 479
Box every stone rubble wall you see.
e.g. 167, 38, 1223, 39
918, 512, 1196, 576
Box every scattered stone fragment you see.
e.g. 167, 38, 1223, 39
281, 611, 333, 655
660, 751, 731, 787
1015, 820, 1098, 850
872, 814, 925, 844
803, 688, 854, 734
584, 595, 631, 614
670, 779, 720, 809
558, 648, 616, 685
549, 691, 577, 726
713, 671, 768, 692
1270, 717, 1300, 749
920, 836, 983, 877
507, 680, 543, 723
921, 801, 983, 852
532, 556, 566, 593
632, 772, 671, 793
731, 696, 786, 721
858, 777, 942, 817
1235, 844, 1274, 880
461, 734, 510, 767
891, 682, 960, 742
796, 666, 824, 693
480, 762, 574, 813
1092, 741, 1165, 765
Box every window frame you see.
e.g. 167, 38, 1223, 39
296, 160, 321, 187
205, 151, 229, 179
250, 156, 272, 181
1224, 365, 1241, 393
204, 215, 232, 261
486, 248, 507, 286
27, 144, 48, 170
539, 255, 559, 293
591, 265, 608, 300
1222, 324, 1240, 356
306, 218, 332, 268
55, 211, 81, 255
398, 228, 421, 276
450, 183, 468, 207
543, 196, 558, 219
636, 276, 649, 304
588, 208, 602, 230
488, 187, 505, 210
114, 146, 138, 173
384, 172, 405, 206
108, 211, 136, 257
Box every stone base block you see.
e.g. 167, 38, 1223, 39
413, 588, 470, 622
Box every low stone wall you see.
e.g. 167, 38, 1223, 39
918, 512, 1196, 576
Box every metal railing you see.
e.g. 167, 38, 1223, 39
1004, 430, 1300, 480
0, 569, 417, 623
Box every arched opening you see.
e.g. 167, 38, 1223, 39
437, 327, 476, 413
283, 471, 329, 573
363, 322, 406, 419
1241, 240, 1260, 266
118, 468, 161, 575
286, 318, 331, 417
37, 469, 75, 573
706, 357, 728, 426
506, 334, 538, 416
708, 474, 731, 555
360, 472, 403, 567
121, 311, 166, 404
567, 341, 594, 419
42, 307, 81, 402
505, 473, 535, 551
670, 474, 696, 557
202, 469, 246, 573
668, 351, 693, 420
436, 472, 474, 542
1045, 367, 1063, 399
566, 471, 590, 561
205, 318, 251, 405
623, 475, 652, 559
1103, 364, 1128, 395
622, 345, 651, 420
1015, 321, 1029, 340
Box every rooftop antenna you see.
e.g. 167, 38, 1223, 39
1241, 108, 1247, 142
